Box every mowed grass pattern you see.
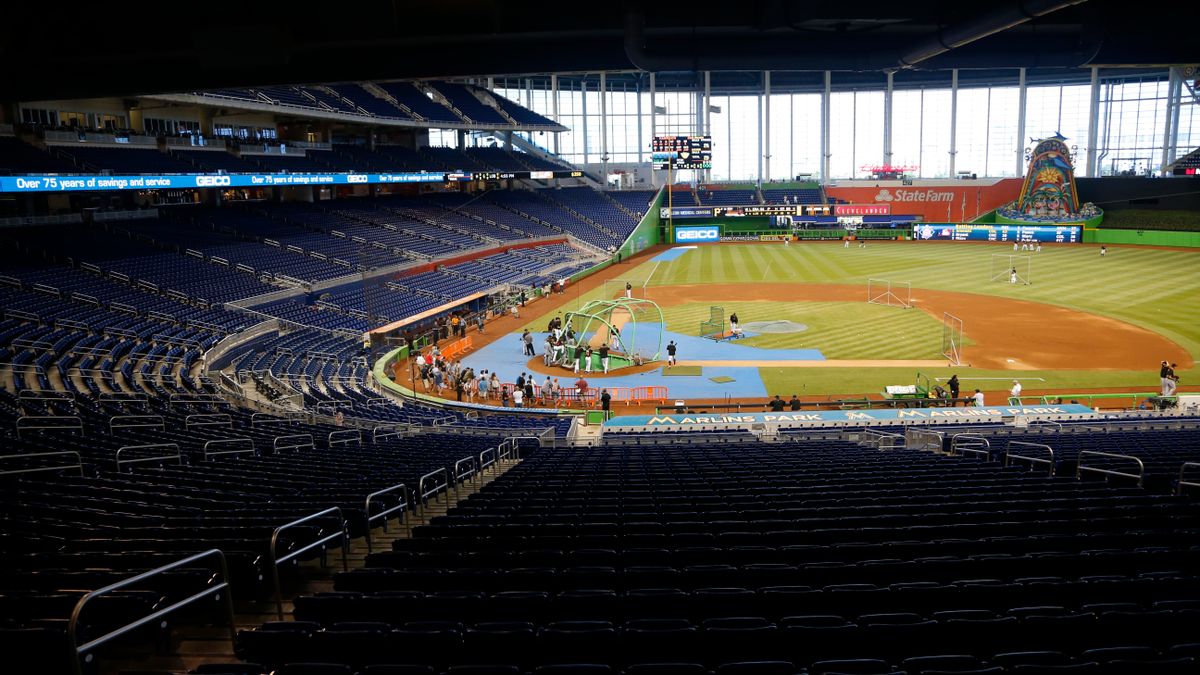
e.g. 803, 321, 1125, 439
520, 241, 1200, 396
648, 241, 1200, 357
661, 301, 953, 360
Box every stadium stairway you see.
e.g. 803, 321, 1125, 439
98, 454, 527, 675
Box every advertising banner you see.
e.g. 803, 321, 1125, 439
660, 207, 716, 219
824, 179, 1023, 221
673, 226, 721, 243
605, 404, 1097, 428
834, 203, 891, 216
915, 223, 1081, 243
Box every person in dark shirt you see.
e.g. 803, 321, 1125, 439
947, 374, 960, 406
769, 395, 786, 412
789, 394, 801, 411
600, 389, 611, 414
599, 344, 610, 373
666, 341, 677, 367
1160, 360, 1171, 396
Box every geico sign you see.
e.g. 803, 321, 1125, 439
347, 174, 369, 183
677, 228, 719, 241
195, 175, 232, 187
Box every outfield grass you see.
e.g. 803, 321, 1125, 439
522, 241, 1200, 396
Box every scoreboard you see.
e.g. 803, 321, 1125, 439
914, 223, 1081, 243
651, 135, 712, 170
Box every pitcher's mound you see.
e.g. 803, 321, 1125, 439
741, 320, 809, 334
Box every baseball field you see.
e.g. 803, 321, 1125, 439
515, 240, 1199, 401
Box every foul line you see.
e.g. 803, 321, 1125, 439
642, 262, 662, 289
760, 261, 772, 282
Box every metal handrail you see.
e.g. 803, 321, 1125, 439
109, 414, 165, 433
268, 507, 348, 620
1077, 450, 1145, 488
453, 456, 478, 496
497, 439, 515, 461
16, 415, 83, 438
202, 438, 256, 461
478, 448, 497, 474
67, 549, 236, 675
372, 424, 410, 443
860, 428, 904, 450
273, 434, 314, 452
951, 433, 991, 459
1029, 419, 1063, 434
418, 467, 449, 511
186, 413, 233, 429
328, 429, 362, 447
1178, 462, 1200, 496
0, 450, 84, 477
19, 388, 75, 401
1005, 441, 1056, 476
115, 444, 182, 472
904, 427, 943, 452
364, 482, 411, 552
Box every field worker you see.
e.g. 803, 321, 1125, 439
1010, 267, 1018, 284
1010, 379, 1023, 400
948, 374, 961, 405
789, 394, 801, 411
667, 341, 677, 367
730, 312, 740, 336
973, 389, 985, 407
768, 395, 786, 412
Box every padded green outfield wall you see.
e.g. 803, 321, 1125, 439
1083, 228, 1200, 248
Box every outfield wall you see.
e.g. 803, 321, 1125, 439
1083, 228, 1200, 248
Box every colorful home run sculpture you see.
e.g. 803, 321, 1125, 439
998, 134, 1101, 223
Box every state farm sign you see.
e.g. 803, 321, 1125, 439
824, 179, 1024, 222
834, 203, 891, 216
873, 188, 954, 203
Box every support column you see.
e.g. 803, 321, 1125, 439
949, 69, 959, 178
1016, 67, 1027, 177
883, 71, 894, 168
550, 74, 560, 155
1169, 68, 1183, 165
757, 91, 764, 185
580, 79, 589, 164
704, 71, 712, 182
1161, 66, 1179, 175
599, 72, 609, 180
763, 71, 771, 185
636, 80, 644, 164
649, 73, 657, 188
821, 71, 831, 181
1086, 66, 1100, 177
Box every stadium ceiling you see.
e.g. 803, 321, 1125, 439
1, 0, 1195, 103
